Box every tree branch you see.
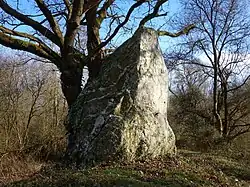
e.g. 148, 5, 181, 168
0, 0, 61, 46
0, 32, 58, 63
139, 0, 168, 26
0, 26, 61, 60
158, 24, 196, 37
96, 0, 115, 26
63, 0, 72, 17
228, 74, 250, 92
34, 0, 64, 47
94, 0, 147, 53
0, 26, 43, 44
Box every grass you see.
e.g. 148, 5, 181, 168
1, 149, 250, 187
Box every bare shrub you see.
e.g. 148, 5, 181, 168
0, 57, 67, 159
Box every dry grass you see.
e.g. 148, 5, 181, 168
0, 136, 66, 186
0, 152, 43, 185
2, 149, 250, 187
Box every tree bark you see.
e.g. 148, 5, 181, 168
60, 63, 83, 108
86, 5, 104, 79
222, 80, 229, 137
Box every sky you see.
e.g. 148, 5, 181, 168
0, 0, 182, 56
98, 0, 182, 51
158, 0, 182, 51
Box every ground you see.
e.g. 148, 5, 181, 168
1, 150, 250, 187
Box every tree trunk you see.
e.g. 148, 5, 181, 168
222, 80, 229, 137
86, 5, 104, 79
213, 62, 223, 136
60, 5, 104, 108
60, 65, 83, 108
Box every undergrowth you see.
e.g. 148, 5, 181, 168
1, 149, 249, 187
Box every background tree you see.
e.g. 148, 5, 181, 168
168, 63, 216, 150
167, 0, 250, 140
0, 57, 66, 155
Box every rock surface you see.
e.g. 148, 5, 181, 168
68, 27, 176, 166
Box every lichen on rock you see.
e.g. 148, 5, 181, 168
67, 27, 176, 167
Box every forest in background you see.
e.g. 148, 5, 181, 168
0, 0, 250, 186
0, 50, 249, 185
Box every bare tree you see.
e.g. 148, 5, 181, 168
0, 58, 66, 153
0, 61, 23, 151
168, 0, 250, 139
0, 0, 194, 107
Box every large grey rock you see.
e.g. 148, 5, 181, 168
68, 27, 176, 166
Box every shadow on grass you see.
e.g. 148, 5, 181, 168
208, 155, 250, 181
5, 166, 206, 187
5, 150, 249, 187
221, 166, 250, 181
6, 179, 197, 187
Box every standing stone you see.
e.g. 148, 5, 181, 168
68, 27, 176, 166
